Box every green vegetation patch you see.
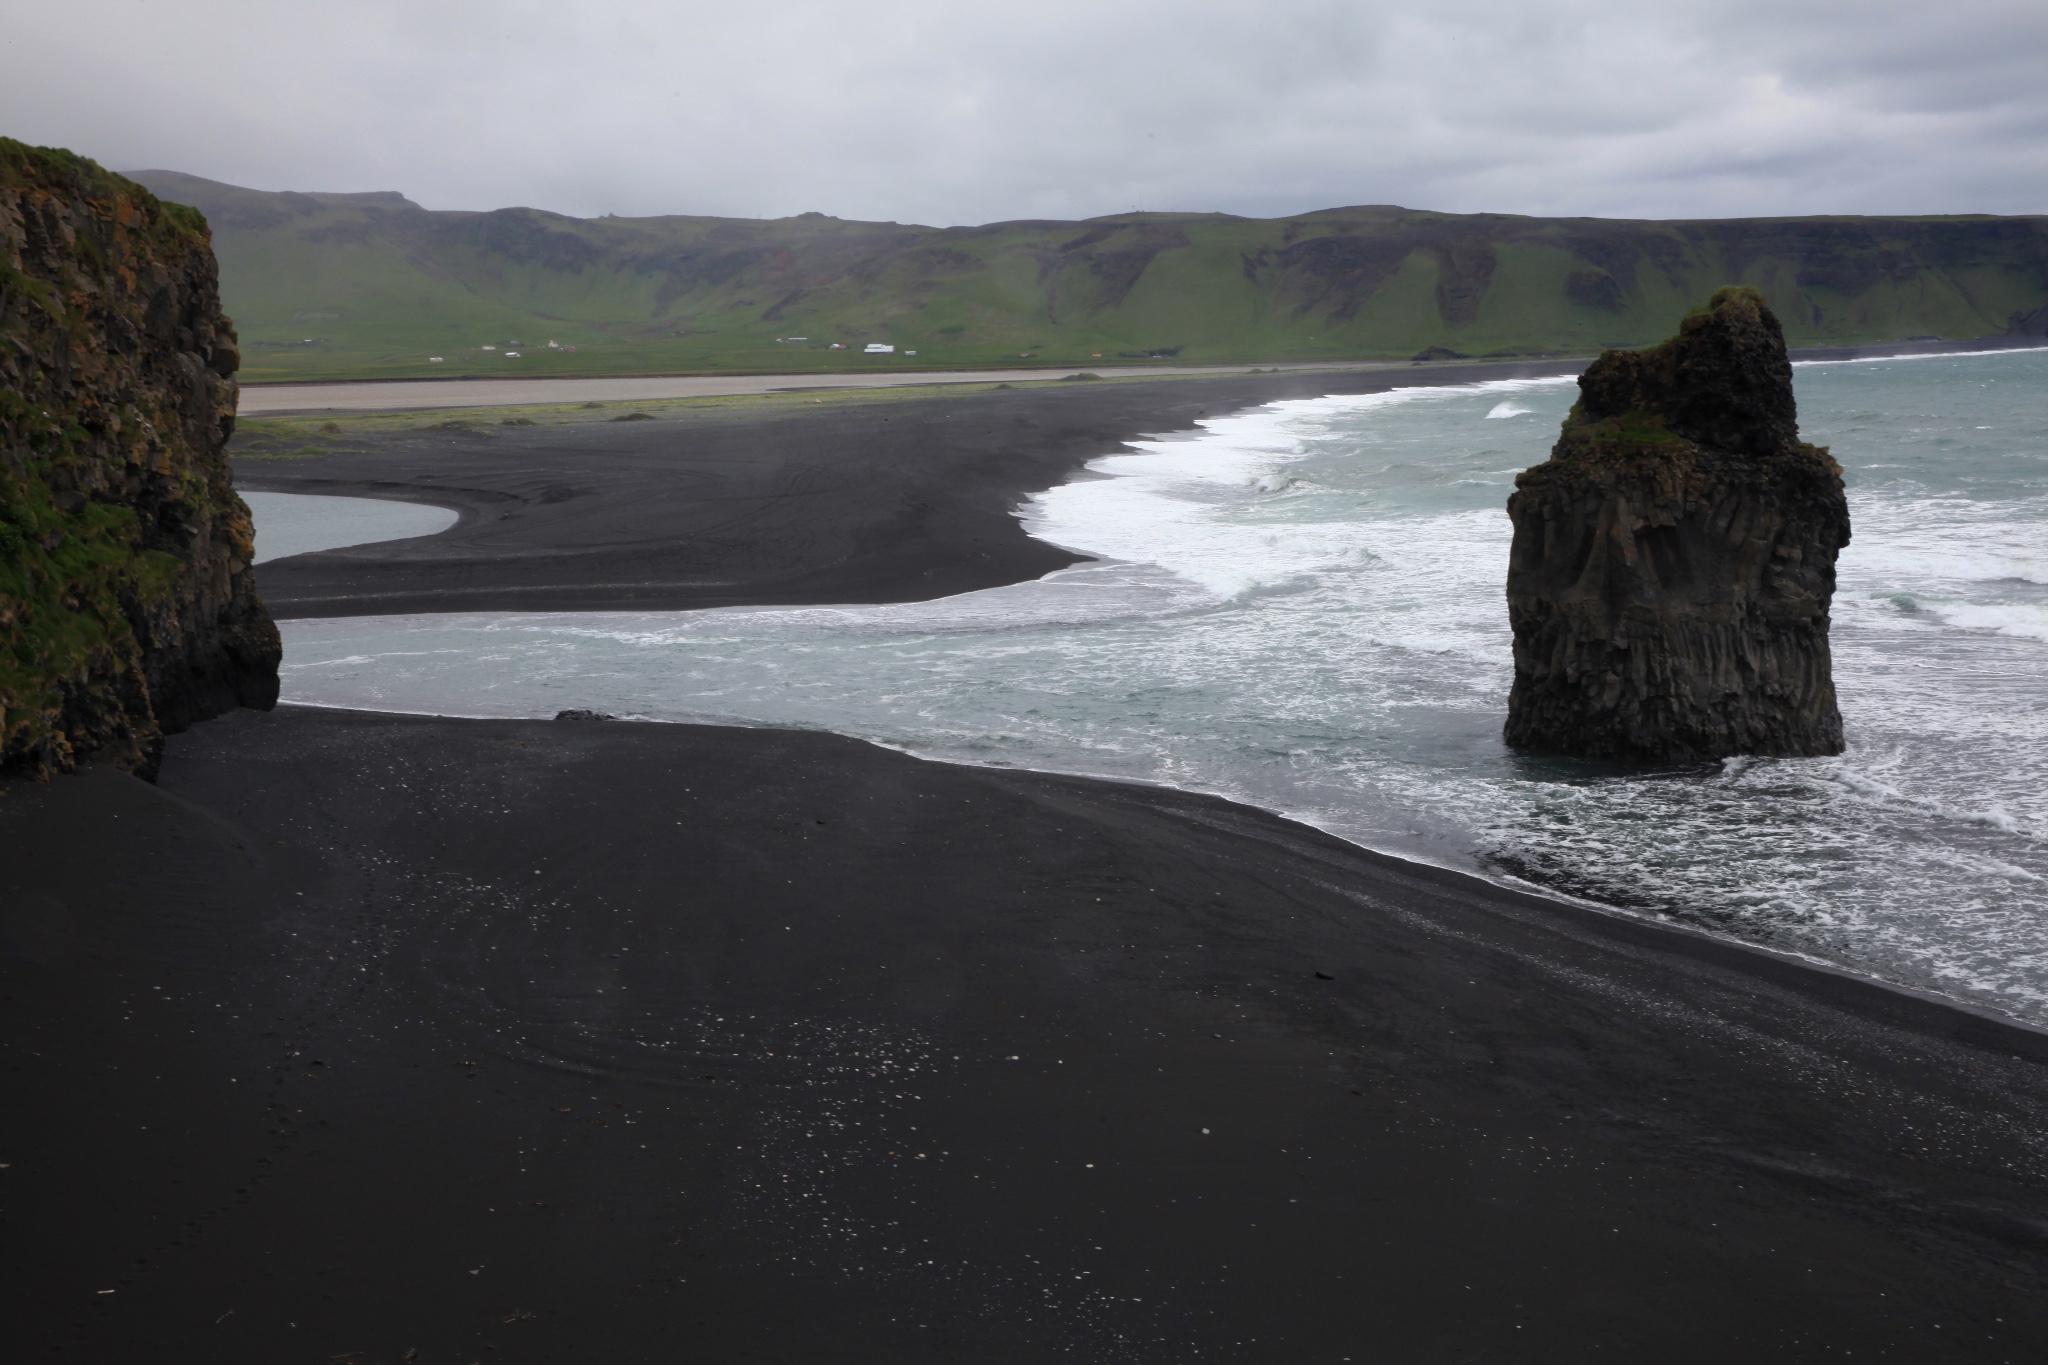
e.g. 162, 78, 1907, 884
125, 170, 2048, 384
2, 138, 257, 773
1551, 405, 1704, 474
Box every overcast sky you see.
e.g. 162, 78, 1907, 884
4, 0, 2044, 224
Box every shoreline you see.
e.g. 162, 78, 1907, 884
237, 361, 1582, 619
280, 691, 2048, 1049
12, 361, 2048, 1356
251, 356, 2044, 1033
277, 689, 2048, 1047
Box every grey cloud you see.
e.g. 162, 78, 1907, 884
1, 0, 2041, 224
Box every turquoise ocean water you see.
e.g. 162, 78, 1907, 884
262, 351, 2048, 1021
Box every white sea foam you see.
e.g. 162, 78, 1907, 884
1918, 601, 2048, 642
1794, 345, 2048, 369
1842, 495, 2048, 585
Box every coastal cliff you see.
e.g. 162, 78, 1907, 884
1503, 287, 1849, 761
1, 140, 278, 778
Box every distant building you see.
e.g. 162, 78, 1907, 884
904, 350, 917, 356
505, 352, 520, 358
864, 343, 895, 354
828, 342, 846, 350
482, 345, 497, 351
428, 356, 444, 363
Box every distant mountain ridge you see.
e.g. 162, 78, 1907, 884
129, 169, 2048, 383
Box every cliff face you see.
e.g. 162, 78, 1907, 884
1, 140, 279, 778
1503, 287, 1850, 762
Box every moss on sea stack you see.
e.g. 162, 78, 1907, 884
1503, 287, 1850, 761
1, 140, 278, 777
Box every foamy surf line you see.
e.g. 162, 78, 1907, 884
1794, 344, 2048, 368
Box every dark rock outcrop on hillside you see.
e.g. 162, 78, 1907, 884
1503, 287, 1850, 762
1, 140, 279, 778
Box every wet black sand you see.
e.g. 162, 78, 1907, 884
8, 366, 2048, 1361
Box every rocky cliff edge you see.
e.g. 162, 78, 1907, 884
1, 140, 278, 778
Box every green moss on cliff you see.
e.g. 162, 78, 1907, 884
1, 138, 279, 775
1528, 285, 1843, 484
1, 140, 212, 258
1543, 402, 1698, 471
1688, 284, 1767, 324
0, 395, 176, 767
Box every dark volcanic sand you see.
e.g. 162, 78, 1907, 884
8, 369, 2048, 1361
238, 364, 1579, 619
9, 710, 2048, 1361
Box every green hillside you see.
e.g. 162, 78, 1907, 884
128, 170, 2048, 383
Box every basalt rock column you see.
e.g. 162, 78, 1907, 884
1, 140, 279, 778
1503, 287, 1850, 761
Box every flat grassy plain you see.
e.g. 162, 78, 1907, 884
130, 169, 2048, 384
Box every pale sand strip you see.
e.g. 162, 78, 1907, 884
237, 337, 2044, 417
235, 360, 1396, 415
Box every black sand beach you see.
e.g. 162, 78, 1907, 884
238, 364, 1580, 617
10, 368, 2048, 1361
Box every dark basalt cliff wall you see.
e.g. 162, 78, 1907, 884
1, 140, 278, 778
1503, 287, 1850, 761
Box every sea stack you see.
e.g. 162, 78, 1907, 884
0, 141, 279, 777
1503, 287, 1849, 761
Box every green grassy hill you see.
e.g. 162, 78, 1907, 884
128, 169, 2048, 383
